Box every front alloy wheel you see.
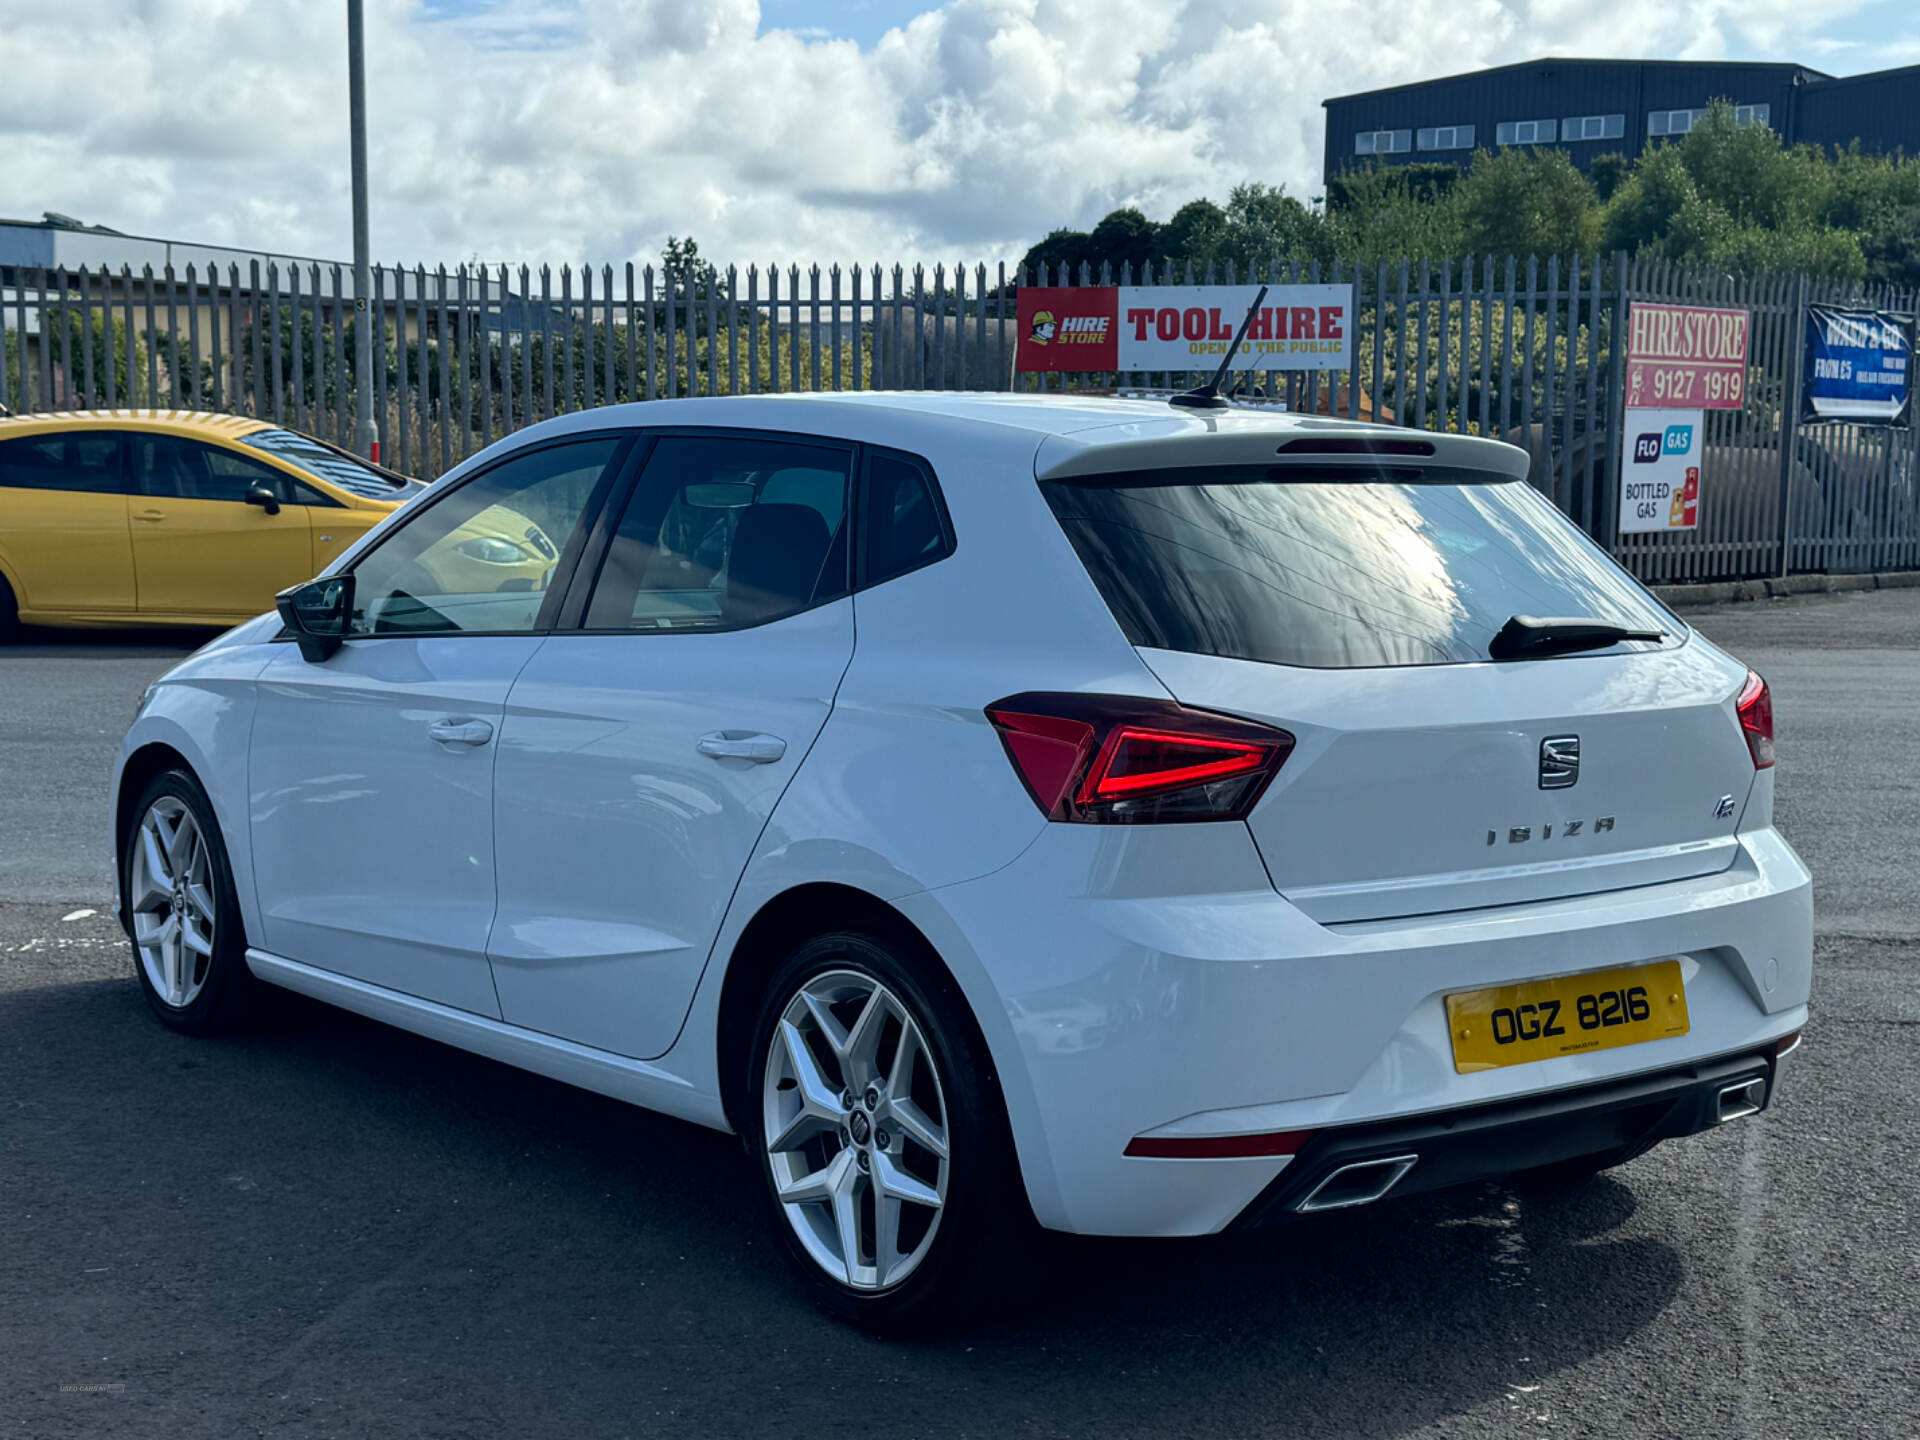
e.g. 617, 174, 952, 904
129, 796, 217, 1009
122, 769, 257, 1032
762, 968, 952, 1291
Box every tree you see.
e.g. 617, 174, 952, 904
1602, 146, 1697, 254
1588, 153, 1632, 202
1159, 199, 1228, 269
1217, 183, 1325, 268
1455, 147, 1600, 258
1017, 226, 1097, 280
662, 235, 718, 290
1086, 207, 1163, 275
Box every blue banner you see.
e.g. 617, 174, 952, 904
1802, 305, 1912, 426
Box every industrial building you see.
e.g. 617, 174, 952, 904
1323, 58, 1920, 182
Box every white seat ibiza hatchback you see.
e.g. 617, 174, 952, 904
113, 393, 1810, 1327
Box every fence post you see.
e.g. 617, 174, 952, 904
1775, 272, 1809, 577
1600, 251, 1629, 547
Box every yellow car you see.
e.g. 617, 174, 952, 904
0, 411, 553, 633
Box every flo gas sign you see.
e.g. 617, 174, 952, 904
1620, 407, 1703, 532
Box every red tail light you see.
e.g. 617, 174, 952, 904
1737, 670, 1774, 769
986, 692, 1293, 823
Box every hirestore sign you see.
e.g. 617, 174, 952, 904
1015, 285, 1353, 374
1801, 305, 1912, 426
1625, 302, 1749, 410
1620, 407, 1703, 532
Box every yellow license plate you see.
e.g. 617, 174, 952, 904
1446, 960, 1690, 1074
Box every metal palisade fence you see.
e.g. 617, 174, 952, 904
2, 255, 1915, 583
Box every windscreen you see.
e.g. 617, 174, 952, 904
239, 427, 420, 499
1040, 465, 1675, 669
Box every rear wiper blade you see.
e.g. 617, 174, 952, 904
1489, 614, 1666, 661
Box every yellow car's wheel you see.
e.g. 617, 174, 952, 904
0, 574, 17, 640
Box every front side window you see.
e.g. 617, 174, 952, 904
583, 434, 852, 632
346, 436, 621, 636
133, 434, 304, 505
1041, 466, 1673, 670
0, 432, 125, 494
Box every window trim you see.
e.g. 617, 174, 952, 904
558, 425, 861, 638
1353, 128, 1412, 156
1495, 118, 1557, 146
1561, 113, 1625, 143
277, 428, 636, 643
854, 444, 957, 592
1415, 123, 1475, 152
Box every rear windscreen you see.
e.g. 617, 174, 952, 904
1041, 465, 1675, 669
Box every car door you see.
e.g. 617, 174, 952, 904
128, 432, 317, 620
0, 429, 136, 618
488, 431, 858, 1059
247, 433, 628, 1015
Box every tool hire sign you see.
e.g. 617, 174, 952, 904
1016, 285, 1354, 374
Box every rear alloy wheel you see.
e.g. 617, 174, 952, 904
749, 930, 1017, 1330
123, 771, 258, 1032
763, 967, 951, 1291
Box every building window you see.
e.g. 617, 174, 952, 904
1354, 129, 1412, 155
1495, 118, 1558, 146
1650, 104, 1772, 137
1416, 124, 1476, 151
1561, 113, 1626, 142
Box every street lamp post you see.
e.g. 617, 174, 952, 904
346, 0, 378, 462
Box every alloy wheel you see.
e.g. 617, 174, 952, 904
129, 796, 217, 1009
762, 967, 952, 1291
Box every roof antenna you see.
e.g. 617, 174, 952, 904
1169, 284, 1268, 410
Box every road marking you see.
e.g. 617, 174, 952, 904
61, 908, 98, 922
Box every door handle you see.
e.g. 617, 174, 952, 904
133, 509, 165, 523
697, 731, 786, 764
428, 717, 494, 747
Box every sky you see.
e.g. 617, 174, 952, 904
2, 0, 1916, 270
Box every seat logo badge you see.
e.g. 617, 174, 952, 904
1715, 795, 1737, 819
1539, 735, 1580, 790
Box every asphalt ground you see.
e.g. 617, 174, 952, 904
2, 592, 1916, 1438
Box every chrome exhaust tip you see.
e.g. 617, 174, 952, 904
1716, 1078, 1766, 1124
1295, 1154, 1420, 1213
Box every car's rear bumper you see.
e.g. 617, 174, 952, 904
1230, 1045, 1783, 1227
898, 821, 1812, 1239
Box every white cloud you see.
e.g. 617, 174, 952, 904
0, 0, 1898, 269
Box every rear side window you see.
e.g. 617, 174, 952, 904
583, 435, 853, 632
1041, 465, 1673, 669
860, 451, 953, 588
0, 432, 125, 494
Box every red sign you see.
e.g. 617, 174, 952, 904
1626, 302, 1750, 410
1015, 287, 1118, 373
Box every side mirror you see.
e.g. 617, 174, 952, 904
245, 483, 282, 516
275, 574, 353, 663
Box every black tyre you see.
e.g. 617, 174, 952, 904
0, 573, 18, 640
121, 768, 260, 1033
746, 925, 1024, 1332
